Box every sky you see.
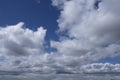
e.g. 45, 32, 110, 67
0, 0, 120, 75
0, 0, 59, 41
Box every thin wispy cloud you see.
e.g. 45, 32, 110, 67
35, 0, 41, 4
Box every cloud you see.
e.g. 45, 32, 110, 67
0, 22, 46, 56
0, 73, 120, 80
81, 63, 120, 73
35, 0, 41, 4
0, 22, 48, 72
0, 22, 76, 74
51, 0, 120, 66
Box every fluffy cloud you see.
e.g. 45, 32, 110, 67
0, 22, 48, 71
0, 22, 77, 74
51, 0, 120, 66
81, 63, 120, 73
0, 22, 46, 56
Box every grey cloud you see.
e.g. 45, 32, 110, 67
0, 71, 120, 80
4, 40, 29, 56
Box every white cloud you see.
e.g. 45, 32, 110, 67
81, 63, 120, 73
51, 0, 120, 66
0, 22, 48, 71
0, 22, 46, 56
0, 22, 77, 74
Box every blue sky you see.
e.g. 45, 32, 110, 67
97, 56, 120, 64
0, 0, 59, 41
0, 0, 120, 75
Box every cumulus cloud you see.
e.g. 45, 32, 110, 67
0, 22, 77, 74
81, 63, 120, 73
0, 22, 48, 72
51, 0, 120, 66
0, 22, 46, 56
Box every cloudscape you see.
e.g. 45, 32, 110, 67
0, 0, 120, 80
